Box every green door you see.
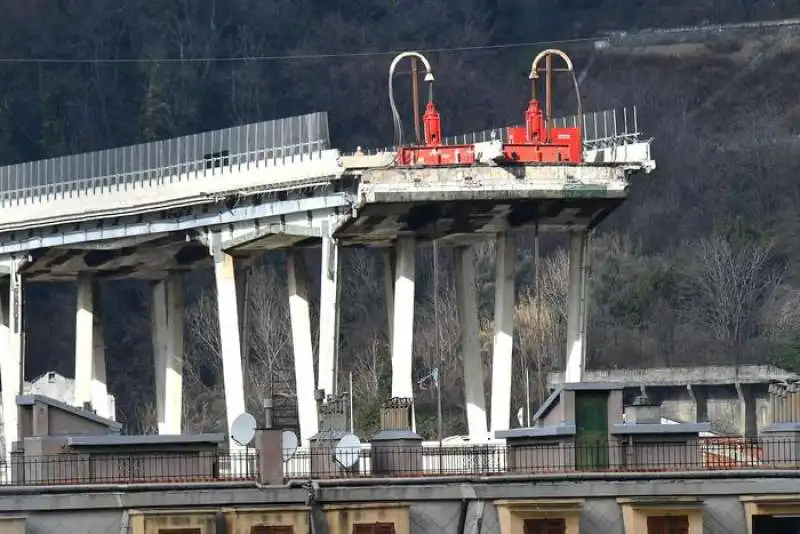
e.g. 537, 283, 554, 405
574, 391, 609, 469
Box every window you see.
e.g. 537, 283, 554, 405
646, 515, 689, 534
251, 527, 294, 534
47, 372, 56, 383
524, 518, 566, 534
618, 498, 703, 534
496, 499, 582, 534
353, 523, 396, 534
158, 530, 201, 534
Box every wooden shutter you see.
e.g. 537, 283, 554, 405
158, 529, 202, 534
353, 523, 396, 534
523, 518, 566, 534
647, 515, 689, 534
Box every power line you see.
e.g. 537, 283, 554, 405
0, 37, 597, 65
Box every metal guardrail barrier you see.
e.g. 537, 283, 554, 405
0, 111, 330, 205
0, 436, 794, 486
356, 107, 642, 156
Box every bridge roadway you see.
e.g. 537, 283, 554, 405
0, 110, 654, 458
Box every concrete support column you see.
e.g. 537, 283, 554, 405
736, 382, 758, 438
317, 237, 341, 398
152, 273, 183, 434
74, 275, 107, 414
687, 385, 709, 423
0, 266, 23, 462
391, 236, 416, 403
455, 246, 487, 440
565, 230, 589, 384
490, 233, 516, 433
287, 251, 318, 446
383, 248, 396, 347
696, 390, 708, 424
213, 252, 247, 452
92, 320, 110, 420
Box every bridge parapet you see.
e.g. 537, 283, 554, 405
0, 112, 340, 231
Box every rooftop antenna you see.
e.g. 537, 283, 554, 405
333, 433, 362, 469
230, 412, 257, 448
281, 430, 299, 462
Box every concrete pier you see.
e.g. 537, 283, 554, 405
490, 233, 516, 433
212, 251, 247, 452
287, 251, 319, 445
455, 245, 487, 440
152, 274, 184, 435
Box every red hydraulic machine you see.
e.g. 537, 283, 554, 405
390, 52, 477, 167
392, 49, 584, 168
502, 48, 583, 164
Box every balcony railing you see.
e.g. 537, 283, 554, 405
1, 436, 796, 486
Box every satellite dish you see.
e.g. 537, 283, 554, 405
230, 412, 257, 447
334, 433, 362, 469
281, 430, 299, 462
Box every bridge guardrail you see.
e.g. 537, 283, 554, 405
0, 111, 331, 207
355, 107, 644, 156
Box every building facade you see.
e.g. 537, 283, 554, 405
0, 475, 798, 534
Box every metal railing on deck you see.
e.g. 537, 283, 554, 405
353, 107, 643, 156
0, 111, 330, 205
0, 436, 796, 486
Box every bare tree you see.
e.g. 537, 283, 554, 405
689, 236, 778, 356
761, 285, 800, 342
514, 249, 569, 414
182, 262, 294, 433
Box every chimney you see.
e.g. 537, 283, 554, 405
381, 397, 412, 431
624, 393, 661, 424
371, 397, 422, 476
255, 396, 283, 485
262, 398, 273, 429
318, 392, 349, 432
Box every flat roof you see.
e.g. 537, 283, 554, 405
496, 425, 577, 439
64, 434, 225, 447
611, 423, 711, 435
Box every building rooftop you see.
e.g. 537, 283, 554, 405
16, 394, 122, 432
62, 433, 226, 447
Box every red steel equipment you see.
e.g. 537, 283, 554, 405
502, 49, 583, 164
393, 49, 583, 167
390, 51, 477, 167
